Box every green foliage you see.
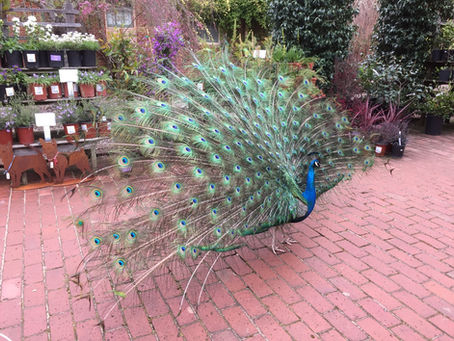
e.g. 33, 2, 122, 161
423, 91, 454, 119
9, 96, 36, 127
268, 0, 357, 82
434, 20, 454, 49
374, 0, 454, 67
359, 55, 430, 106
189, 0, 269, 40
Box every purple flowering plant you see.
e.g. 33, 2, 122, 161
151, 21, 185, 70
0, 107, 15, 130
53, 102, 78, 124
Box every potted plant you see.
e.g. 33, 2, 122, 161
54, 101, 79, 141
80, 33, 100, 66
95, 70, 111, 96
60, 31, 83, 67
0, 18, 24, 68
77, 100, 97, 138
0, 68, 26, 102
423, 90, 454, 135
47, 74, 62, 99
371, 102, 413, 157
21, 16, 42, 69
43, 34, 65, 68
35, 24, 54, 68
0, 107, 14, 144
432, 20, 454, 62
78, 71, 97, 98
25, 73, 51, 101
10, 98, 36, 144
62, 82, 79, 98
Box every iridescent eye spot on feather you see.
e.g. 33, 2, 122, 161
91, 236, 102, 247
223, 175, 230, 184
224, 145, 231, 151
90, 188, 103, 200
353, 147, 360, 154
236, 141, 242, 147
214, 227, 222, 237
353, 136, 360, 143
226, 196, 232, 204
177, 245, 186, 258
123, 185, 134, 196
115, 258, 126, 269
191, 247, 199, 259
304, 79, 309, 85
256, 172, 262, 178
364, 145, 372, 151
135, 107, 147, 115
118, 156, 130, 167
246, 157, 253, 163
151, 161, 166, 173
208, 183, 216, 194
150, 208, 161, 221
112, 233, 120, 241
173, 182, 183, 193
128, 230, 137, 240
341, 116, 349, 124
116, 114, 125, 121
194, 167, 204, 177
234, 165, 241, 172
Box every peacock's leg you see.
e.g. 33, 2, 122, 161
281, 224, 297, 245
271, 228, 286, 254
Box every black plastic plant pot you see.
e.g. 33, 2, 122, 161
23, 50, 40, 69
3, 51, 23, 68
449, 50, 454, 62
431, 50, 441, 62
48, 50, 65, 68
391, 142, 405, 158
439, 69, 451, 82
38, 50, 50, 67
81, 50, 96, 66
439, 50, 449, 62
425, 114, 443, 136
67, 50, 82, 67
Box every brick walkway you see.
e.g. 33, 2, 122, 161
1, 128, 454, 341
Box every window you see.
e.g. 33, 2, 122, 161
106, 7, 134, 28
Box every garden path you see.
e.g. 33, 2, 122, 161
1, 126, 454, 341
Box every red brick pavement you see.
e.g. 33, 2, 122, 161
1, 129, 454, 340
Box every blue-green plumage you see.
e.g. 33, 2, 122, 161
73, 49, 374, 308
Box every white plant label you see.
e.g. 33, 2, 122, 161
107, 122, 111, 130
375, 146, 382, 153
73, 84, 79, 92
50, 161, 54, 169
81, 124, 88, 131
51, 85, 60, 94
34, 86, 44, 95
5, 87, 14, 97
26, 53, 36, 63
66, 125, 76, 134
197, 82, 204, 91
102, 115, 107, 122
6, 172, 10, 180
96, 84, 105, 92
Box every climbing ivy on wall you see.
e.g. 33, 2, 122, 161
188, 0, 269, 40
373, 0, 454, 68
268, 0, 357, 82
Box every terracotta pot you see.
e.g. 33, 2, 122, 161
375, 143, 389, 157
62, 83, 79, 98
288, 62, 302, 71
311, 77, 317, 86
16, 127, 34, 144
48, 83, 62, 99
95, 81, 107, 96
0, 129, 13, 144
29, 84, 48, 101
63, 123, 79, 141
79, 122, 97, 139
79, 83, 95, 98
97, 121, 111, 136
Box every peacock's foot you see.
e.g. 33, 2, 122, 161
282, 237, 297, 245
271, 244, 286, 255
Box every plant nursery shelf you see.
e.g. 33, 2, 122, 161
0, 66, 97, 72
3, 21, 81, 28
22, 96, 105, 104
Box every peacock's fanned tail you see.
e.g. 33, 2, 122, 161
73, 50, 374, 303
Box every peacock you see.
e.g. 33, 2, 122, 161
71, 49, 374, 315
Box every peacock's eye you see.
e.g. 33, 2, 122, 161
314, 160, 320, 168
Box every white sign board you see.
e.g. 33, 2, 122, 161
35, 112, 56, 141
59, 69, 78, 83
253, 50, 267, 59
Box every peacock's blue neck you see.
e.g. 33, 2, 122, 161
301, 159, 318, 219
